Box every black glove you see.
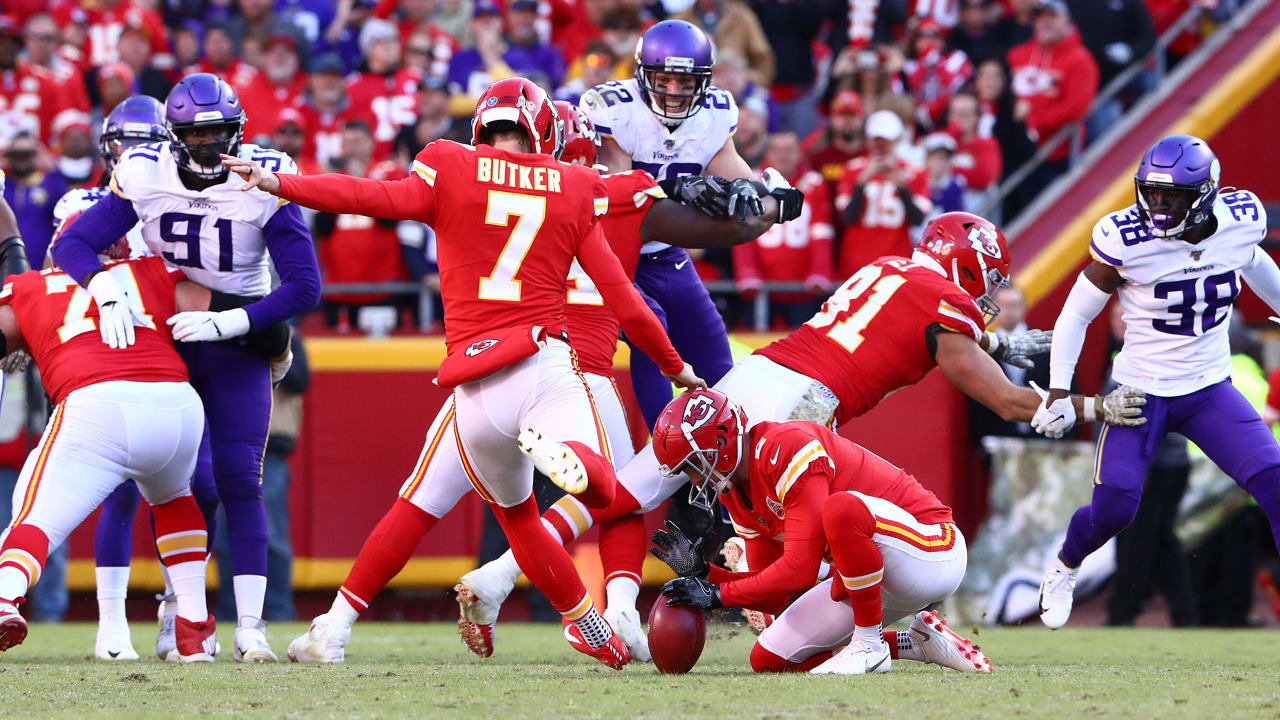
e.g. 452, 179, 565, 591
661, 576, 722, 609
770, 187, 805, 223
669, 175, 730, 217
649, 520, 709, 579
726, 178, 764, 220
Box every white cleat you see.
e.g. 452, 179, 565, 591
1039, 555, 1079, 630
287, 614, 349, 663
517, 429, 587, 495
909, 610, 992, 672
603, 604, 651, 663
454, 567, 511, 658
95, 622, 140, 661
156, 594, 178, 661
811, 636, 892, 675
233, 618, 279, 662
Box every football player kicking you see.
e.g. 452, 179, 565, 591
52, 73, 319, 662
1035, 134, 1280, 628
457, 211, 1148, 656
0, 250, 224, 662
283, 100, 786, 664
652, 388, 988, 675
225, 77, 703, 670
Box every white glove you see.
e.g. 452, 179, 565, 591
166, 308, 251, 342
760, 167, 792, 192
987, 329, 1053, 369
269, 347, 293, 386
1, 349, 31, 374
1099, 385, 1147, 427
1030, 381, 1077, 439
88, 271, 140, 349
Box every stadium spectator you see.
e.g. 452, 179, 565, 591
403, 27, 456, 82
713, 50, 777, 132
924, 132, 966, 214
834, 110, 929, 278
746, 0, 839, 138
272, 108, 320, 175
803, 90, 866, 220
595, 6, 644, 76
115, 26, 173, 101
227, 0, 310, 70
393, 75, 469, 166
276, 0, 338, 58
832, 45, 915, 125
902, 18, 973, 130
557, 40, 617, 105
735, 96, 771, 168
433, 0, 475, 48
990, 0, 1037, 59
190, 21, 259, 91
0, 16, 72, 146
326, 0, 380, 74
675, 0, 775, 88
1066, 0, 1156, 142
51, 0, 171, 69
3, 132, 67, 267
22, 14, 92, 124
170, 24, 203, 71
349, 18, 420, 159
449, 0, 565, 107
945, 91, 1003, 212
53, 122, 99, 189
94, 62, 135, 116
297, 53, 368, 171
732, 131, 834, 327
240, 31, 309, 144
974, 60, 1036, 191
947, 0, 1007, 66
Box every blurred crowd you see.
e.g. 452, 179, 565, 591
0, 0, 1243, 332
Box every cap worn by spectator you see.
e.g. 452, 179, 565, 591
831, 90, 864, 116
1034, 0, 1070, 18
358, 18, 399, 57
509, 0, 539, 11
276, 107, 305, 131
473, 1, 503, 17
865, 110, 904, 141
97, 62, 136, 89
311, 53, 345, 75
924, 132, 957, 154
265, 31, 296, 53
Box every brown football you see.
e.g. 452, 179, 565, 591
647, 599, 706, 674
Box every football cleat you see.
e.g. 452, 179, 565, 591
454, 574, 504, 658
94, 621, 140, 661
0, 598, 27, 655
603, 604, 651, 663
562, 618, 630, 670
156, 593, 178, 661
909, 610, 992, 673
1039, 555, 1079, 630
518, 429, 587, 495
287, 614, 349, 663
233, 618, 278, 662
173, 615, 217, 663
810, 636, 892, 675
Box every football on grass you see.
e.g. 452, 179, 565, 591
647, 599, 706, 674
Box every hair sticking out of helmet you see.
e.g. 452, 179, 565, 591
1134, 134, 1220, 239
100, 95, 168, 172
634, 20, 715, 125
164, 73, 246, 180
471, 78, 563, 156
652, 389, 747, 515
914, 211, 1011, 323
553, 100, 600, 166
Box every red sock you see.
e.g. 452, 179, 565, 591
598, 485, 644, 589
562, 440, 616, 509
0, 524, 49, 596
152, 494, 208, 567
884, 630, 899, 659
750, 642, 833, 672
492, 495, 590, 615
823, 493, 884, 627
339, 498, 438, 611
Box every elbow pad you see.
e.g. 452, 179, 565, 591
0, 236, 30, 281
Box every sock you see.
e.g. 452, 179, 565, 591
168, 560, 209, 623
152, 494, 209, 624
0, 524, 49, 600
328, 593, 361, 628
823, 493, 884, 628
605, 576, 640, 615
562, 441, 617, 509
599, 487, 645, 599
95, 566, 131, 626
543, 495, 594, 545
888, 629, 922, 661
854, 623, 885, 649
1060, 484, 1140, 567
491, 495, 590, 615
339, 498, 438, 613
233, 575, 267, 623
571, 606, 614, 649
749, 642, 833, 672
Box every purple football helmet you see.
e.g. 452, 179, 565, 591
99, 95, 167, 170
1134, 134, 1220, 239
634, 19, 715, 123
164, 72, 246, 180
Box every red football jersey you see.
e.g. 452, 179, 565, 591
319, 160, 410, 305
756, 257, 986, 426
712, 420, 953, 609
238, 72, 309, 142
294, 100, 377, 171
0, 258, 188, 405
834, 157, 929, 278
53, 1, 171, 66
346, 68, 423, 158
188, 59, 260, 96
564, 170, 665, 376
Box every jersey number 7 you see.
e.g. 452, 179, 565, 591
46, 266, 154, 343
478, 191, 547, 302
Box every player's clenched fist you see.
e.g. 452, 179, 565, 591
221, 153, 280, 194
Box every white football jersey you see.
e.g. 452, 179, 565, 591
1089, 189, 1267, 396
53, 186, 149, 260
109, 142, 299, 296
580, 79, 737, 252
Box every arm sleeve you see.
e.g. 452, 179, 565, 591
719, 468, 831, 609
242, 203, 322, 329
51, 191, 141, 285
1049, 271, 1112, 390
576, 222, 684, 375
275, 172, 437, 223
1243, 246, 1280, 315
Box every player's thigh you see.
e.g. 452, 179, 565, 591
120, 382, 206, 505
714, 355, 835, 428
1093, 395, 1170, 501
1176, 380, 1280, 482
398, 396, 473, 517
451, 354, 540, 508
583, 373, 636, 468
616, 444, 688, 513
757, 578, 854, 662
183, 342, 271, 480
653, 255, 732, 382
523, 342, 608, 454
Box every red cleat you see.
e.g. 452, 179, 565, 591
562, 618, 630, 670
0, 598, 27, 654
909, 610, 992, 673
174, 615, 217, 663
454, 582, 496, 658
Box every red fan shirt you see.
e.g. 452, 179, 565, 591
834, 158, 929, 278
346, 68, 423, 160
52, 1, 170, 66
733, 169, 834, 302
319, 160, 410, 305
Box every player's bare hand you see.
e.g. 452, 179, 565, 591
221, 153, 280, 194
1100, 385, 1147, 426
666, 363, 706, 391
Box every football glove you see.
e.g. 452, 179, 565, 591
670, 175, 730, 217
661, 576, 722, 609
167, 308, 252, 343
986, 329, 1052, 370
1098, 385, 1147, 427
650, 520, 709, 579
270, 347, 294, 386
770, 187, 805, 223
1030, 381, 1076, 439
1, 349, 30, 374
725, 178, 765, 220
87, 271, 142, 349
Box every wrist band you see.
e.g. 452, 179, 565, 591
1083, 396, 1098, 422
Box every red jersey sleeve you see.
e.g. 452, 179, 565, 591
274, 141, 445, 222
935, 287, 986, 340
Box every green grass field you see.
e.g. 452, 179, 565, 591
1, 622, 1278, 719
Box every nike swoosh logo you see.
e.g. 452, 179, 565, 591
563, 625, 585, 647
1100, 226, 1111, 237
1051, 414, 1066, 425
770, 448, 780, 464
674, 260, 689, 270
108, 650, 120, 658
867, 655, 888, 672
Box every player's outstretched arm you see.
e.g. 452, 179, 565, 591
1243, 247, 1280, 315
936, 329, 1047, 422
221, 154, 434, 222
597, 137, 633, 173
640, 193, 780, 249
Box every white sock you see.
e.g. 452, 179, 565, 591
573, 607, 613, 649
853, 623, 885, 646
894, 630, 922, 661
95, 566, 130, 626
328, 593, 360, 628
491, 550, 525, 589
605, 576, 639, 614
167, 560, 208, 623
0, 566, 29, 601
233, 574, 267, 623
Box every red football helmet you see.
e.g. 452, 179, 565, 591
471, 77, 563, 156
553, 100, 600, 166
652, 389, 747, 512
915, 211, 1010, 320
50, 209, 130, 266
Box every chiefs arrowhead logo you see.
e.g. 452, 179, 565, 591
966, 225, 1002, 259
465, 339, 499, 357
681, 394, 717, 433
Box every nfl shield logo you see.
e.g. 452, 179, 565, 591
1191, 249, 1204, 261
664, 139, 676, 150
